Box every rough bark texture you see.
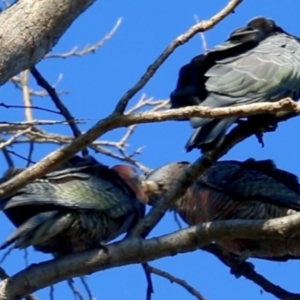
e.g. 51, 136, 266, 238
0, 0, 95, 87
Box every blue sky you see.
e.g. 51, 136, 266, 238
0, 1, 300, 299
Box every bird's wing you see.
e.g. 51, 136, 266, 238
203, 33, 300, 106
1, 162, 141, 219
241, 158, 300, 194
199, 160, 300, 211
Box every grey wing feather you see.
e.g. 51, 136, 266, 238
1, 170, 139, 219
203, 34, 300, 106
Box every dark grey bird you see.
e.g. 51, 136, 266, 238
170, 16, 300, 152
0, 155, 147, 257
142, 158, 300, 261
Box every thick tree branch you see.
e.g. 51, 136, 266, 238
124, 98, 299, 124
0, 98, 299, 203
0, 267, 38, 300
131, 106, 288, 238
1, 214, 300, 299
114, 0, 242, 113
0, 0, 95, 87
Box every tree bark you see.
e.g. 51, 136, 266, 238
0, 0, 95, 87
0, 214, 299, 300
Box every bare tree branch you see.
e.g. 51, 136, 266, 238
45, 18, 122, 59
0, 0, 245, 204
0, 97, 298, 205
1, 2, 299, 299
67, 279, 85, 300
203, 244, 300, 300
79, 277, 94, 300
0, 102, 61, 115
0, 266, 39, 300
1, 214, 300, 299
193, 15, 208, 52
0, 127, 32, 150
20, 70, 33, 122
131, 108, 287, 239
114, 0, 243, 113
146, 265, 206, 300
142, 262, 155, 300
30, 66, 89, 156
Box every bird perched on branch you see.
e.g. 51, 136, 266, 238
170, 16, 300, 152
0, 155, 147, 257
142, 158, 300, 262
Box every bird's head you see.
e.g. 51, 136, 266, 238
143, 161, 191, 205
111, 165, 148, 204
247, 16, 286, 36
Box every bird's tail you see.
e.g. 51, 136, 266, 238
0, 211, 67, 250
185, 117, 237, 152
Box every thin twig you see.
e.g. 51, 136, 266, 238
203, 244, 300, 300
19, 70, 36, 169
0, 102, 61, 115
26, 142, 35, 167
30, 66, 88, 156
0, 119, 88, 127
1, 0, 11, 8
50, 285, 54, 300
79, 277, 94, 300
1, 148, 14, 168
174, 211, 183, 230
147, 265, 206, 300
21, 70, 33, 122
6, 149, 36, 165
0, 128, 32, 150
194, 15, 208, 52
45, 18, 122, 59
142, 263, 154, 300
24, 249, 29, 267
0, 97, 298, 208
0, 247, 13, 265
67, 279, 85, 300
114, 0, 243, 113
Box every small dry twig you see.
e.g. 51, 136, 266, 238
203, 244, 300, 300
45, 18, 122, 59
79, 277, 94, 300
146, 265, 206, 300
67, 279, 85, 300
194, 15, 208, 52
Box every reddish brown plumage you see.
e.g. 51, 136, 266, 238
144, 159, 300, 261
